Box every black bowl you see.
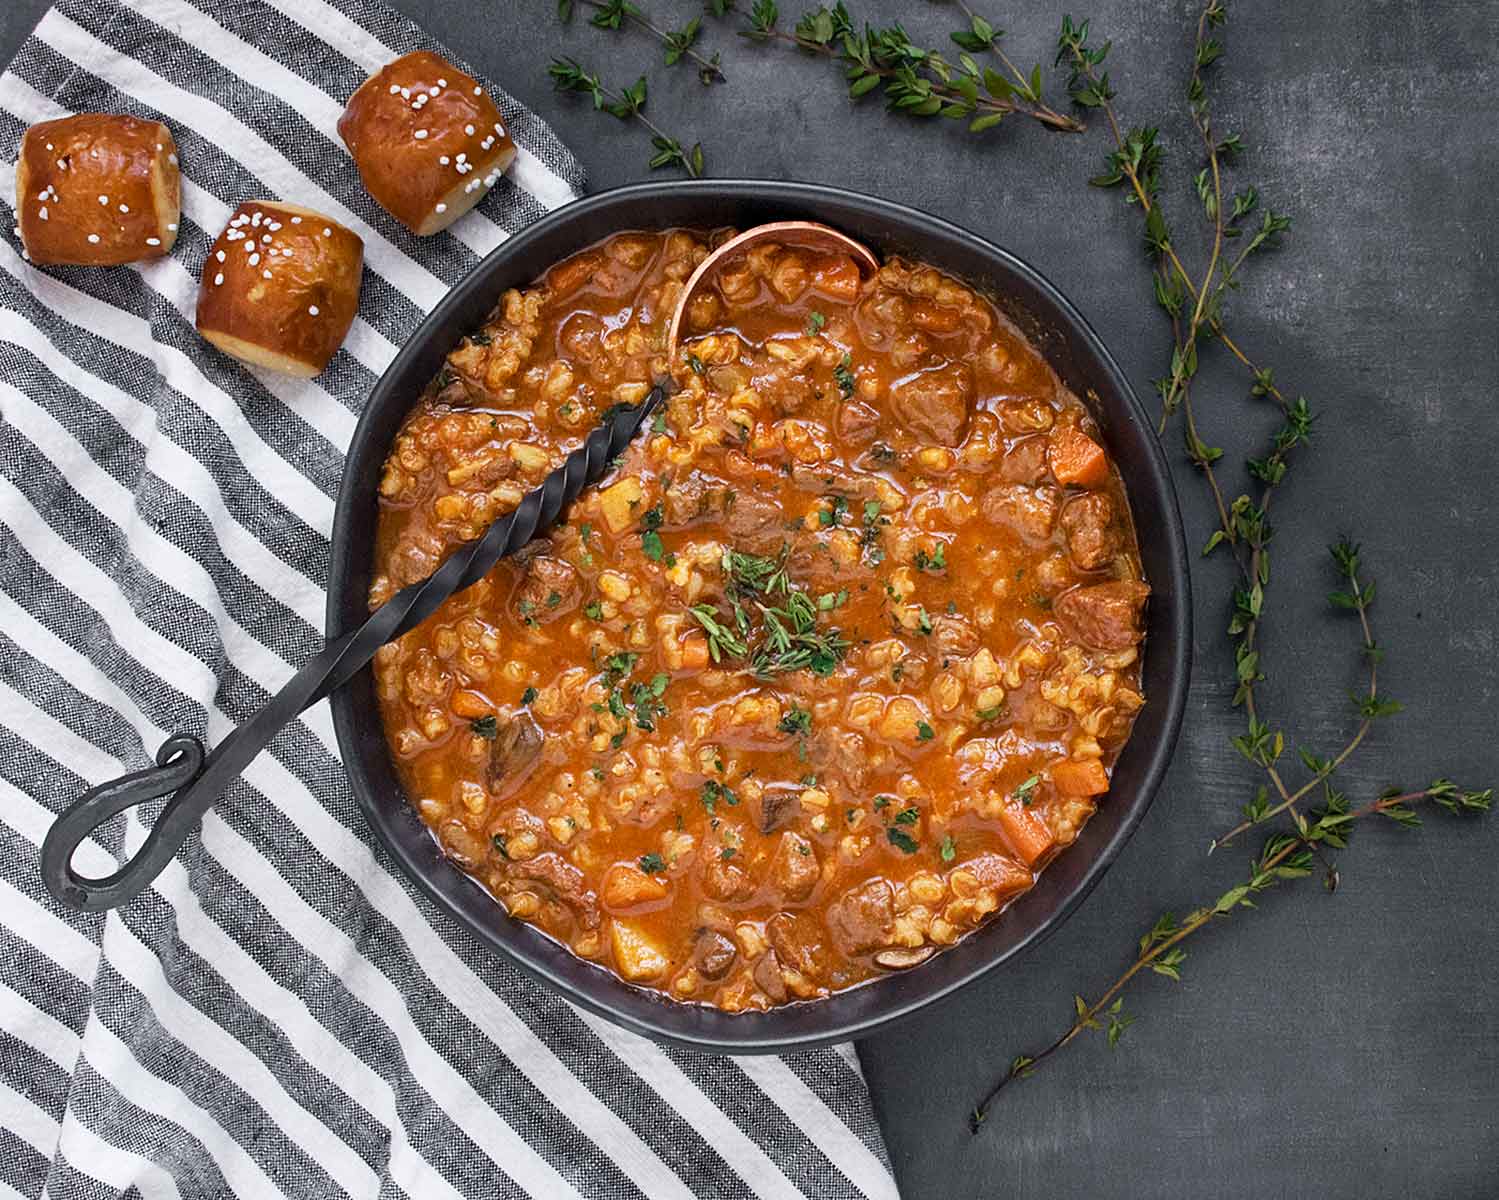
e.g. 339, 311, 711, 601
328, 179, 1191, 1053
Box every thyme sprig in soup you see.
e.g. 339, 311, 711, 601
371, 228, 1148, 1010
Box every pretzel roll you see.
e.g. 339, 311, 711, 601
196, 201, 363, 378
338, 50, 516, 236
15, 113, 180, 266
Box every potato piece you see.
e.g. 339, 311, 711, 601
603, 863, 670, 911
609, 918, 670, 981
598, 476, 644, 533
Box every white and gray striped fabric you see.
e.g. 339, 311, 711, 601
0, 0, 900, 1196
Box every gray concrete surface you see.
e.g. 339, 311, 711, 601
4, 0, 1496, 1195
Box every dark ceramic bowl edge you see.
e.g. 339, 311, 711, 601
327, 179, 1192, 1053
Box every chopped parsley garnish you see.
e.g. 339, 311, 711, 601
916, 721, 935, 742
584, 601, 604, 620
701, 779, 740, 813
976, 705, 1003, 722
604, 651, 639, 679
579, 522, 593, 545
638, 853, 667, 875
686, 353, 705, 375
591, 766, 606, 782
640, 503, 665, 562
470, 715, 498, 739
916, 607, 934, 636
520, 687, 538, 706
940, 834, 957, 863
624, 672, 670, 732
914, 543, 947, 573
817, 589, 847, 611
893, 806, 920, 826
874, 794, 894, 810
834, 353, 856, 397
887, 828, 919, 854
818, 495, 849, 527
778, 703, 813, 736
490, 833, 509, 858
720, 847, 737, 862
863, 499, 882, 524
805, 310, 826, 335
651, 410, 668, 434
545, 590, 562, 608
1014, 774, 1042, 806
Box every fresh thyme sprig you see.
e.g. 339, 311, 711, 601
1058, 5, 1331, 841
969, 775, 1492, 1129
546, 58, 705, 176
742, 1, 1083, 134
558, 0, 727, 84
927, 0, 1080, 131
967, 3, 1491, 1127
689, 545, 850, 677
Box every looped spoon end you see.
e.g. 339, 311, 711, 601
40, 392, 662, 911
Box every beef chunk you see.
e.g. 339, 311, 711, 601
433, 375, 476, 407
508, 852, 600, 928
512, 554, 581, 624
1060, 493, 1118, 571
753, 949, 789, 1002
979, 483, 1061, 541
700, 852, 756, 902
487, 711, 543, 799
888, 360, 972, 446
722, 489, 783, 550
661, 471, 722, 530
826, 879, 895, 956
769, 832, 820, 903
789, 466, 884, 503
691, 929, 738, 980
767, 912, 828, 978
930, 613, 979, 661
806, 729, 870, 791
1055, 580, 1150, 651
959, 852, 1033, 902
837, 399, 880, 444
997, 436, 1049, 484
786, 536, 871, 589
754, 783, 802, 834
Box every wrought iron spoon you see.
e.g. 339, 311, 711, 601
41, 220, 880, 913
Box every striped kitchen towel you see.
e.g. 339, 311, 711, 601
0, 0, 900, 1196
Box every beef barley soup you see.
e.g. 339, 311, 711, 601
370, 227, 1148, 1011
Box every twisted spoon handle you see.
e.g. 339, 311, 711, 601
41, 390, 662, 912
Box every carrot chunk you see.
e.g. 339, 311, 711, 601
1052, 758, 1111, 797
1047, 426, 1109, 488
810, 254, 861, 302
996, 795, 1056, 867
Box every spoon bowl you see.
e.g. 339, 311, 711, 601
666, 220, 880, 360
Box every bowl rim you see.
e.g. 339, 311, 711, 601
328, 178, 1192, 1052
